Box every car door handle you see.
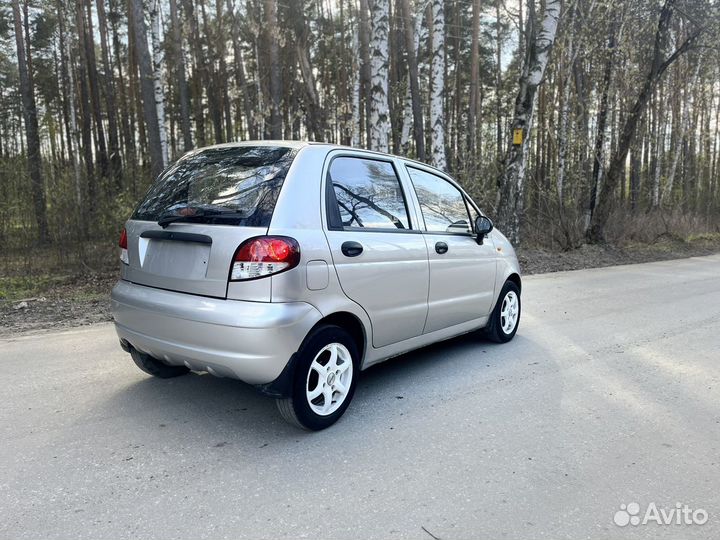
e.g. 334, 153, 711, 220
435, 241, 448, 254
341, 241, 363, 257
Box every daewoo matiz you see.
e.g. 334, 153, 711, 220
111, 141, 521, 430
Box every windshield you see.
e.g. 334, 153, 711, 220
132, 146, 297, 226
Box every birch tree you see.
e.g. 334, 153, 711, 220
351, 24, 361, 147
368, 0, 391, 152
129, 0, 164, 179
429, 0, 446, 170
495, 0, 561, 244
149, 0, 168, 166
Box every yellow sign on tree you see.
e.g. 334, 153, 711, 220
513, 128, 523, 145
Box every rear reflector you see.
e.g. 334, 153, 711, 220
119, 228, 129, 265
230, 236, 300, 280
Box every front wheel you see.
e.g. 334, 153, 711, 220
276, 325, 359, 430
484, 281, 521, 343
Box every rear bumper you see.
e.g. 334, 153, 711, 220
111, 280, 322, 385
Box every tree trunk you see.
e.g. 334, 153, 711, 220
83, 0, 109, 178
468, 0, 481, 170
215, 0, 233, 142
129, 0, 165, 179
149, 0, 168, 165
368, 0, 391, 152
264, 0, 282, 139
651, 86, 666, 208
663, 61, 700, 204
56, 0, 82, 206
429, 0, 446, 169
12, 0, 48, 243
587, 0, 702, 243
495, 0, 503, 165
76, 0, 95, 204
227, 0, 255, 139
400, 0, 425, 161
291, 0, 324, 140
96, 0, 122, 182
586, 14, 618, 230
359, 0, 372, 147
495, 0, 561, 245
170, 0, 193, 151
183, 0, 206, 147
351, 22, 361, 147
110, 0, 135, 168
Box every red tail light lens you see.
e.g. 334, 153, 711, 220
119, 228, 129, 264
230, 236, 300, 280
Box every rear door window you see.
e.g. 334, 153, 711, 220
406, 167, 472, 234
327, 156, 411, 230
132, 146, 297, 226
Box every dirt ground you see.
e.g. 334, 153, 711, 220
2, 235, 719, 338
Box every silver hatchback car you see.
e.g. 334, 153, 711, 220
112, 141, 521, 430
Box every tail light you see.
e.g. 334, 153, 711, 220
230, 236, 300, 280
119, 228, 129, 265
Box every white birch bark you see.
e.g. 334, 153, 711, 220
400, 84, 414, 152
369, 0, 390, 152
351, 25, 361, 147
495, 0, 561, 244
556, 29, 574, 204
429, 0, 446, 169
149, 0, 168, 166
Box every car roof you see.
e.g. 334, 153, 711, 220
189, 140, 452, 180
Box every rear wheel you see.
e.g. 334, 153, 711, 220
484, 281, 521, 343
276, 325, 358, 430
130, 349, 190, 378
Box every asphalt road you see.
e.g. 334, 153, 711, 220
2, 255, 719, 540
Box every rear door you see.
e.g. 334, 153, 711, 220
123, 145, 296, 299
404, 165, 497, 334
323, 153, 429, 348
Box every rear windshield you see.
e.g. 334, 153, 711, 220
132, 146, 297, 226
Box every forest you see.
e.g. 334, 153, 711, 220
1, 0, 719, 278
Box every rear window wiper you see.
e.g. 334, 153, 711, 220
158, 208, 229, 228
157, 208, 252, 228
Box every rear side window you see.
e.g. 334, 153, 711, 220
132, 146, 297, 226
327, 157, 410, 230
407, 167, 472, 234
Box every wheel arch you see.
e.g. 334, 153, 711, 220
310, 311, 367, 364
506, 272, 522, 293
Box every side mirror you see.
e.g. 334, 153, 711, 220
474, 216, 493, 245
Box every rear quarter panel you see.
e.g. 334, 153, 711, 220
268, 146, 373, 360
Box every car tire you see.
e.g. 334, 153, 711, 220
276, 325, 359, 431
130, 348, 190, 378
484, 281, 521, 343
